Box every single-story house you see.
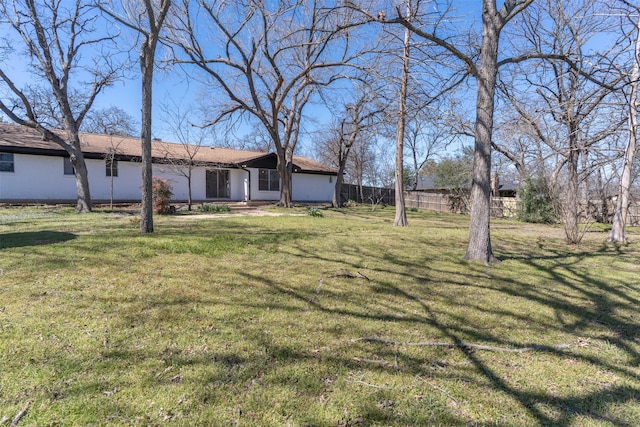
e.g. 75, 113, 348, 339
0, 123, 337, 204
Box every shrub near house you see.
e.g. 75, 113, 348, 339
151, 177, 173, 214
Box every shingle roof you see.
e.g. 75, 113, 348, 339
0, 123, 335, 174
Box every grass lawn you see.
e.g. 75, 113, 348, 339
1, 205, 639, 426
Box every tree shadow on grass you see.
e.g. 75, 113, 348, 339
0, 230, 76, 249
12, 219, 639, 425
270, 239, 640, 425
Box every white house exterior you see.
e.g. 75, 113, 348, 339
0, 124, 336, 204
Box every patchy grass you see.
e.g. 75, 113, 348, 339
1, 206, 639, 426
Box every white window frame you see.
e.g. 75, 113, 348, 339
258, 168, 279, 192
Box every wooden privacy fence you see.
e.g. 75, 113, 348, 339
403, 191, 518, 218
627, 206, 640, 225
339, 186, 640, 224
339, 186, 517, 218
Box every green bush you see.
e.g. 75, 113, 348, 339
307, 207, 324, 217
517, 177, 558, 224
201, 204, 231, 213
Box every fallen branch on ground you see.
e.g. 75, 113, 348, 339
358, 337, 570, 353
346, 378, 392, 389
10, 401, 30, 426
330, 271, 370, 281
305, 279, 324, 308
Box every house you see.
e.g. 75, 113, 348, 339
0, 123, 337, 204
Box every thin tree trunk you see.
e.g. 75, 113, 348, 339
140, 47, 154, 233
333, 163, 346, 208
187, 168, 193, 211
110, 156, 114, 210
564, 126, 580, 244
394, 2, 410, 227
411, 148, 419, 190
581, 148, 589, 219
609, 14, 640, 243
597, 168, 607, 222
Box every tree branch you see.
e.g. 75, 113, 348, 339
358, 337, 571, 353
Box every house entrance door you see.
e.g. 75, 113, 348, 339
206, 169, 230, 198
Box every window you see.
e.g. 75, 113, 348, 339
0, 152, 14, 172
206, 169, 230, 198
258, 168, 279, 191
63, 157, 75, 175
106, 158, 118, 177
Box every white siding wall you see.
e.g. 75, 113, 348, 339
0, 153, 334, 203
248, 167, 279, 201
292, 173, 334, 202
154, 164, 198, 201
1, 153, 77, 200
91, 157, 142, 200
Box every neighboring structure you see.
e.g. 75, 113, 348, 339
413, 174, 518, 198
0, 123, 336, 204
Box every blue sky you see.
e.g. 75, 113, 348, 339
100, 0, 481, 145
0, 1, 495, 154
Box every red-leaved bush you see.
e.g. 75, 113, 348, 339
152, 177, 174, 214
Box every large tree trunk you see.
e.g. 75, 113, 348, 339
68, 144, 92, 213
464, 3, 500, 263
563, 126, 581, 244
61, 113, 93, 214
609, 14, 640, 243
562, 117, 580, 244
278, 160, 293, 208
140, 47, 154, 233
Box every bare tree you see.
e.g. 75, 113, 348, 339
81, 105, 137, 209
504, 0, 624, 243
346, 129, 380, 201
393, 1, 411, 227
404, 107, 455, 190
318, 81, 384, 208
83, 106, 138, 136
158, 100, 211, 211
493, 80, 550, 187
370, 0, 533, 262
98, 0, 172, 232
104, 140, 122, 210
168, 0, 369, 207
609, 2, 640, 242
223, 125, 273, 153
0, 0, 121, 212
